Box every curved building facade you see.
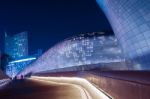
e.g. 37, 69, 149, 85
97, 0, 150, 70
20, 32, 124, 74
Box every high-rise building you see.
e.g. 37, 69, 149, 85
4, 31, 30, 77
5, 32, 28, 59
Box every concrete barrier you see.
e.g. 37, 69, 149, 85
34, 71, 150, 99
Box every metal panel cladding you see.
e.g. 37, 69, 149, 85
97, 0, 150, 70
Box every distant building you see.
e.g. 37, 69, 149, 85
6, 56, 36, 78
6, 50, 42, 78
5, 32, 28, 59
3, 31, 43, 78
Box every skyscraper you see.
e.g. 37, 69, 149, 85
5, 31, 28, 59
4, 31, 35, 77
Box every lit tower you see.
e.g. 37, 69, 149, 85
4, 31, 28, 59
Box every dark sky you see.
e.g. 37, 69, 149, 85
0, 0, 113, 54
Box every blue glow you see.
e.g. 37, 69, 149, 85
5, 32, 28, 59
10, 58, 36, 64
6, 57, 36, 78
96, 0, 108, 14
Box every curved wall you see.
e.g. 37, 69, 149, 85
19, 32, 124, 75
97, 0, 150, 70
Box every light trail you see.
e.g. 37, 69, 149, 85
0, 79, 11, 89
30, 77, 92, 99
31, 76, 111, 99
9, 57, 36, 64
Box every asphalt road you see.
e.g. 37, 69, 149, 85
0, 79, 91, 99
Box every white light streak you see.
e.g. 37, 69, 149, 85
0, 79, 10, 89
10, 57, 36, 64
31, 76, 112, 99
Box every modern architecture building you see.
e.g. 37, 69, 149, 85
6, 49, 43, 77
96, 0, 150, 70
3, 32, 43, 77
14, 1, 150, 99
6, 56, 36, 78
5, 32, 28, 59
20, 32, 124, 74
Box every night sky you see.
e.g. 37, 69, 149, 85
0, 0, 113, 54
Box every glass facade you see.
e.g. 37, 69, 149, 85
20, 32, 124, 74
96, 0, 150, 70
4, 32, 31, 77
5, 32, 28, 59
6, 57, 36, 78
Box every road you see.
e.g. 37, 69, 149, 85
0, 78, 91, 99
